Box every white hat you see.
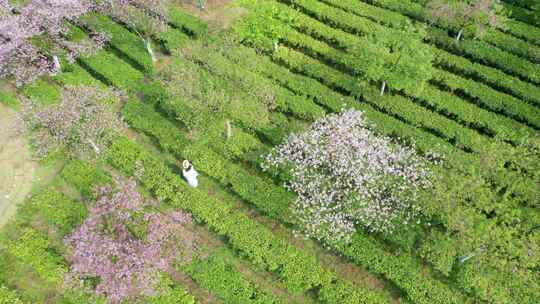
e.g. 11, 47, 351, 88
183, 160, 191, 170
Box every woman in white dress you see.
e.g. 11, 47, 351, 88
182, 160, 199, 188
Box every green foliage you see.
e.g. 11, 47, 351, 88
378, 0, 540, 46
121, 30, 536, 302
427, 26, 540, 84
318, 280, 389, 304
235, 0, 297, 50
454, 258, 540, 303
118, 65, 422, 304
183, 250, 283, 304
54, 64, 105, 87
433, 68, 540, 130
167, 8, 208, 38
220, 43, 463, 157
138, 80, 169, 105
64, 23, 88, 42
265, 38, 536, 205
17, 190, 87, 236
256, 112, 308, 146
302, 0, 539, 84
505, 18, 540, 45
29, 34, 57, 55
182, 43, 326, 121
533, 4, 540, 23
6, 228, 66, 286
78, 49, 144, 92
81, 14, 154, 75
249, 0, 537, 197
334, 0, 539, 83
238, 0, 434, 94
154, 29, 189, 53
53, 290, 107, 304
431, 47, 540, 108
419, 155, 540, 301
20, 79, 60, 105
208, 128, 266, 160
0, 286, 23, 304
509, 0, 537, 10
123, 99, 294, 222
0, 91, 19, 110
419, 231, 457, 276
227, 3, 538, 151
60, 159, 111, 200
337, 231, 466, 304
122, 99, 190, 149
157, 56, 272, 130
185, 142, 295, 221
0, 252, 52, 303
125, 77, 442, 298
144, 274, 195, 304
354, 0, 540, 62
366, 22, 433, 94
12, 1, 535, 302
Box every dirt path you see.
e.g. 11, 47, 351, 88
0, 104, 37, 228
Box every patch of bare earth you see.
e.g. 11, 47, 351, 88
0, 104, 37, 228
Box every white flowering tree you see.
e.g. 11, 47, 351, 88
263, 110, 431, 244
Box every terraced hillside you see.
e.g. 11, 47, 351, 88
0, 0, 538, 303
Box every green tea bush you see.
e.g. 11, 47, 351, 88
60, 159, 111, 199
184, 250, 284, 304
17, 190, 87, 236
0, 286, 23, 304
167, 8, 208, 38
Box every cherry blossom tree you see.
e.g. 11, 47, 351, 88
1, 11, 51, 85
17, 85, 125, 158
263, 110, 431, 243
65, 176, 199, 303
426, 0, 506, 42
0, 0, 106, 85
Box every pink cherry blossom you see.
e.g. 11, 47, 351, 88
65, 176, 199, 303
0, 0, 102, 85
